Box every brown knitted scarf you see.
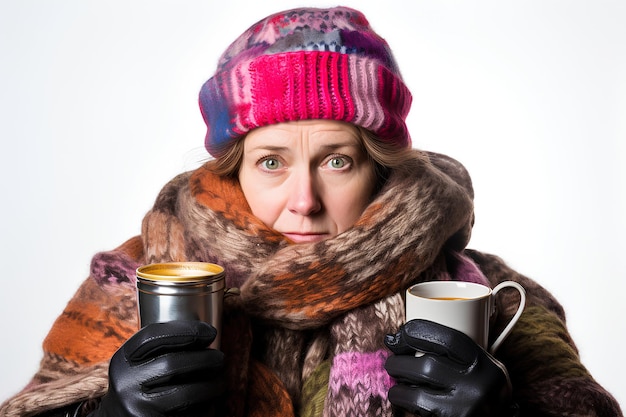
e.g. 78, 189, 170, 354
140, 150, 479, 416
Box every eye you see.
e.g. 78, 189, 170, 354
325, 155, 351, 170
259, 157, 282, 171
329, 157, 345, 168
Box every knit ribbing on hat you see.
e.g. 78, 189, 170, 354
198, 7, 412, 158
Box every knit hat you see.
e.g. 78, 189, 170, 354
199, 6, 413, 158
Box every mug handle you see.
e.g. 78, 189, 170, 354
488, 281, 526, 354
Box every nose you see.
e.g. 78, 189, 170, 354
287, 171, 322, 216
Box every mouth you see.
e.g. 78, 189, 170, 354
282, 232, 330, 243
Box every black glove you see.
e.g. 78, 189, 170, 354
384, 319, 515, 417
91, 320, 225, 417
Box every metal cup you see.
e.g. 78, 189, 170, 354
136, 262, 225, 349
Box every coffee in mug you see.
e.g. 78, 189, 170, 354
405, 280, 525, 353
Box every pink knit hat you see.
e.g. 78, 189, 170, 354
199, 6, 412, 158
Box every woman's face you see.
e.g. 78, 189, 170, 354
239, 120, 376, 243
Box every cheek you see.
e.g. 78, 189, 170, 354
241, 185, 283, 227
332, 177, 376, 232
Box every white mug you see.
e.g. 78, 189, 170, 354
405, 280, 526, 354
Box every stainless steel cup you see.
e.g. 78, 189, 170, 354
136, 262, 225, 349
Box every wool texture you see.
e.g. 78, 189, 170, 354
199, 6, 412, 157
0, 151, 621, 417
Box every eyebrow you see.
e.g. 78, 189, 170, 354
248, 145, 288, 152
319, 142, 360, 150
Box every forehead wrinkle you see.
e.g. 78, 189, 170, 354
244, 120, 361, 156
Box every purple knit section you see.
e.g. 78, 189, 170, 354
328, 350, 393, 399
454, 252, 490, 286
348, 55, 384, 132
90, 250, 140, 288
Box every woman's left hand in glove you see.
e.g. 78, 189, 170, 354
384, 319, 515, 417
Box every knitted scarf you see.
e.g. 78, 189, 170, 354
1, 152, 621, 417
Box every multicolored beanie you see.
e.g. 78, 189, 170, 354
199, 6, 413, 158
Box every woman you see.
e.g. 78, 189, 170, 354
0, 6, 620, 417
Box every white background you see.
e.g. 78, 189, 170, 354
1, 0, 624, 408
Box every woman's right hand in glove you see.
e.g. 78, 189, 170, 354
90, 320, 225, 417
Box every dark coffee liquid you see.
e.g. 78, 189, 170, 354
430, 297, 469, 300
